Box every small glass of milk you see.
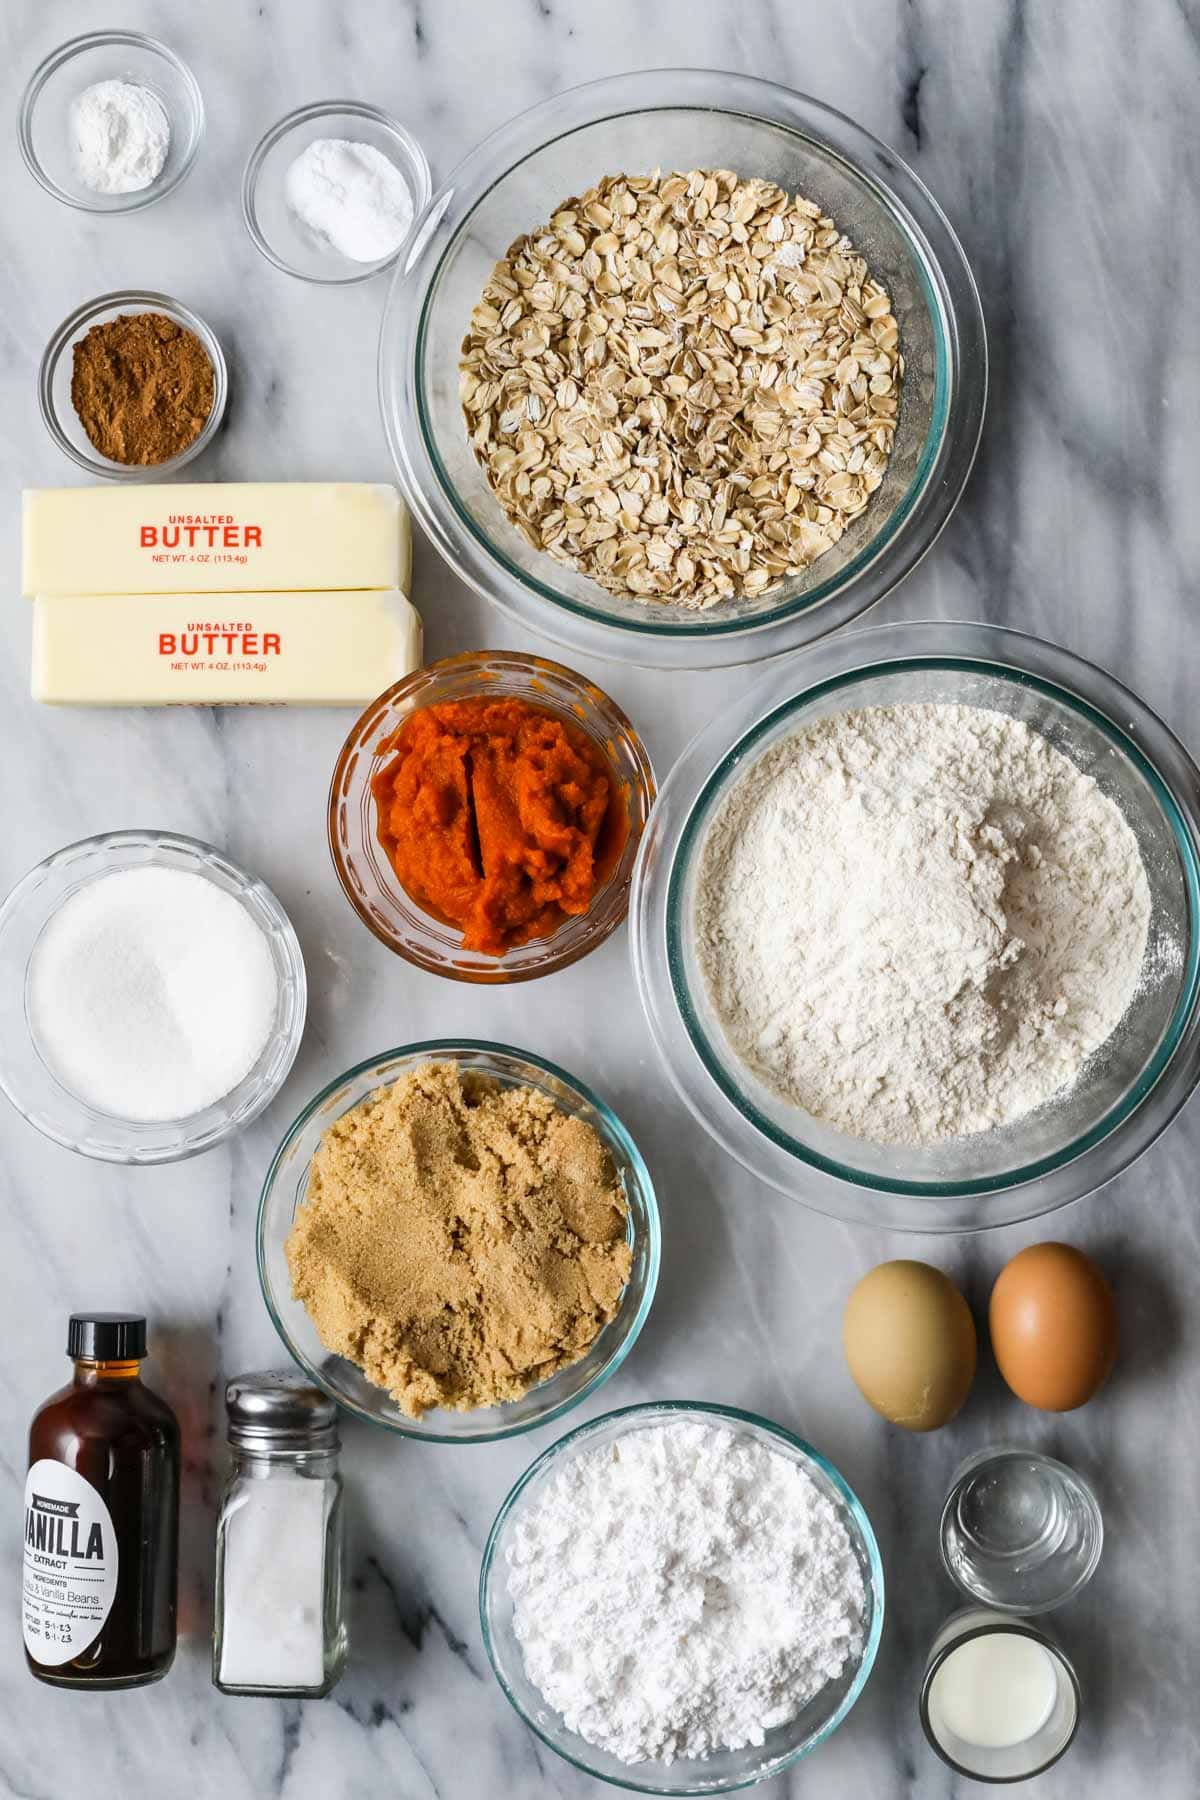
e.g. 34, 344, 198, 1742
920, 1609, 1080, 1781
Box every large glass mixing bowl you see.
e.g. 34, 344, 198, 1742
631, 622, 1200, 1231
380, 69, 986, 669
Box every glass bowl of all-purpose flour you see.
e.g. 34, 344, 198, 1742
632, 620, 1200, 1232
480, 1401, 883, 1793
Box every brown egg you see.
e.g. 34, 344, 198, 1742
842, 1260, 977, 1431
989, 1242, 1117, 1411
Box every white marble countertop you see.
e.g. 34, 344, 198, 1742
3, 2, 1199, 1796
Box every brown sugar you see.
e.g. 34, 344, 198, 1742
70, 310, 215, 465
284, 1062, 633, 1417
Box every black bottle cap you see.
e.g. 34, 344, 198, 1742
67, 1313, 147, 1361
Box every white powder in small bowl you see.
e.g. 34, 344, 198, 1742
29, 866, 279, 1123
285, 137, 414, 263
72, 80, 171, 195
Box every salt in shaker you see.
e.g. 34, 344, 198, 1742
213, 1370, 346, 1696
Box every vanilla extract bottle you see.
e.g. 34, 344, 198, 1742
23, 1315, 180, 1689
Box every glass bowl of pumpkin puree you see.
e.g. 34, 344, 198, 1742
329, 651, 656, 982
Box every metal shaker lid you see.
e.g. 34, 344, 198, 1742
225, 1369, 339, 1451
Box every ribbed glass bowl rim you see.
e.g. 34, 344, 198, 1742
17, 30, 204, 213
38, 288, 228, 479
241, 100, 433, 285
0, 828, 307, 1163
327, 650, 657, 981
632, 620, 1200, 1227
379, 67, 987, 669
256, 1039, 661, 1443
479, 1399, 885, 1794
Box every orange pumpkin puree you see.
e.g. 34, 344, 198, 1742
372, 697, 628, 955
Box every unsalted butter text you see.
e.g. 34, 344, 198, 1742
159, 624, 282, 657
141, 522, 263, 549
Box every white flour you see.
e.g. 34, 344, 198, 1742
697, 703, 1153, 1145
506, 1421, 865, 1765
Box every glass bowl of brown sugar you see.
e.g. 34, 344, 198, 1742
257, 1040, 661, 1444
38, 289, 228, 479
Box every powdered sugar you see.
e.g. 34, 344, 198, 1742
505, 1420, 866, 1765
697, 703, 1152, 1144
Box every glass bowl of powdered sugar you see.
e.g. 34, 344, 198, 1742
0, 830, 306, 1164
481, 1401, 884, 1793
242, 102, 431, 284
632, 619, 1200, 1232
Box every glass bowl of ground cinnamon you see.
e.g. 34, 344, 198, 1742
257, 1041, 660, 1443
329, 651, 657, 982
39, 289, 227, 478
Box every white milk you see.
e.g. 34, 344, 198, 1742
928, 1631, 1058, 1750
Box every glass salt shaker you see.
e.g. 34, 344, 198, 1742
213, 1370, 346, 1697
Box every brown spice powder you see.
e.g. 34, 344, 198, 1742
284, 1062, 633, 1417
70, 310, 215, 465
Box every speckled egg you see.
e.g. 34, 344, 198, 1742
843, 1260, 977, 1431
989, 1242, 1118, 1411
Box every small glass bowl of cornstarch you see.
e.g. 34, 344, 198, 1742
481, 1401, 883, 1792
632, 620, 1200, 1232
242, 102, 431, 284
0, 831, 306, 1164
19, 31, 203, 213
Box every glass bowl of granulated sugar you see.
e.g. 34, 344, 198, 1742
481, 1401, 884, 1793
0, 830, 306, 1164
632, 618, 1200, 1232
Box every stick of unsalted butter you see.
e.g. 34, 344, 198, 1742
32, 591, 423, 706
23, 483, 409, 595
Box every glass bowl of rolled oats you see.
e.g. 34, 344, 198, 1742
381, 69, 986, 669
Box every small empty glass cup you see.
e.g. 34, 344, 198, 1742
939, 1447, 1103, 1614
921, 1610, 1080, 1782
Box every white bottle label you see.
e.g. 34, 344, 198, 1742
22, 1460, 119, 1666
